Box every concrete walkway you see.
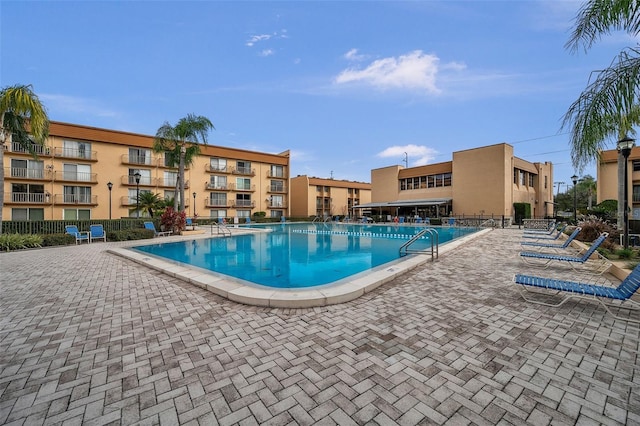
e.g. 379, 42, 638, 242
1, 228, 639, 425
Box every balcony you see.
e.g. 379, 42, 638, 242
54, 171, 97, 183
206, 164, 230, 174
121, 154, 156, 166
206, 199, 230, 208
4, 167, 50, 181
231, 167, 255, 176
4, 192, 51, 204
229, 183, 255, 192
268, 202, 287, 209
53, 147, 97, 161
267, 170, 286, 178
121, 196, 189, 208
159, 178, 189, 189
232, 200, 255, 208
206, 183, 230, 191
9, 142, 51, 156
54, 194, 98, 206
267, 184, 287, 193
121, 175, 158, 187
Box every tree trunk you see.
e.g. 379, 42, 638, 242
618, 149, 625, 231
0, 120, 7, 234
179, 143, 186, 212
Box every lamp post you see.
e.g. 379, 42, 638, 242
134, 171, 141, 219
193, 192, 196, 217
618, 136, 636, 249
107, 181, 113, 220
571, 174, 578, 223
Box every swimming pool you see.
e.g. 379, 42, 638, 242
132, 223, 478, 289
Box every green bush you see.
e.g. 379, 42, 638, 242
0, 233, 43, 251
616, 248, 634, 259
513, 203, 531, 225
41, 233, 76, 247
107, 229, 154, 241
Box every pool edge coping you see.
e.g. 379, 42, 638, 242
108, 227, 492, 308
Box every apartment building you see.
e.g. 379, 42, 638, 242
358, 143, 553, 219
3, 121, 290, 221
289, 176, 371, 218
597, 147, 640, 219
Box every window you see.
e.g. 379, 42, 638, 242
210, 158, 227, 172
164, 190, 175, 202
544, 175, 548, 189
270, 210, 283, 218
270, 165, 284, 178
63, 163, 91, 181
12, 208, 44, 221
443, 173, 452, 187
270, 180, 284, 192
164, 171, 178, 187
400, 180, 407, 191
63, 209, 91, 220
270, 195, 284, 207
210, 209, 227, 218
317, 186, 323, 193
236, 160, 251, 174
236, 210, 250, 218
210, 175, 227, 189
236, 178, 251, 190
634, 185, 640, 203
528, 174, 535, 187
129, 169, 151, 185
129, 148, 152, 165
10, 159, 44, 179
634, 161, 640, 172
210, 193, 227, 206
63, 140, 92, 159
63, 186, 91, 203
235, 193, 251, 207
514, 169, 518, 184
11, 183, 45, 202
519, 170, 525, 186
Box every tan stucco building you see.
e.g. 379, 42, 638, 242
361, 143, 553, 220
289, 176, 371, 218
3, 121, 290, 221
597, 147, 640, 219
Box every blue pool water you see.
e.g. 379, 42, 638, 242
132, 223, 478, 289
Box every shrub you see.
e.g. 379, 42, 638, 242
160, 207, 185, 233
577, 218, 619, 246
513, 203, 531, 225
41, 233, 76, 247
0, 233, 43, 251
107, 229, 154, 241
616, 248, 634, 259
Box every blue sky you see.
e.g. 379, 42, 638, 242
1, 1, 632, 190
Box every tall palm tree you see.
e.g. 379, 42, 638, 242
562, 0, 640, 171
161, 143, 202, 211
153, 114, 213, 212
135, 191, 162, 218
0, 84, 49, 233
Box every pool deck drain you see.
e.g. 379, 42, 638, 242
108, 227, 491, 308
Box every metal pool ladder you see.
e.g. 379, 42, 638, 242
211, 222, 232, 237
399, 228, 439, 261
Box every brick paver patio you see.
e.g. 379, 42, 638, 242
1, 228, 639, 425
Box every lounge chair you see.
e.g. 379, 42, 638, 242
513, 264, 640, 323
89, 224, 107, 242
523, 221, 558, 235
520, 232, 609, 273
522, 224, 568, 240
144, 221, 172, 237
521, 227, 581, 250
185, 218, 195, 231
65, 225, 90, 244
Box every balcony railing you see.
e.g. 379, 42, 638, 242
53, 147, 97, 161
9, 142, 51, 156
121, 175, 157, 186
5, 167, 48, 180
229, 183, 255, 192
121, 154, 156, 166
268, 184, 287, 193
158, 178, 189, 188
268, 202, 287, 209
206, 164, 230, 173
54, 171, 97, 183
267, 170, 286, 178
232, 200, 255, 208
54, 194, 98, 205
5, 192, 51, 204
206, 183, 230, 191
231, 167, 255, 176
205, 199, 230, 208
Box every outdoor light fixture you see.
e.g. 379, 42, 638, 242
571, 174, 578, 223
134, 171, 141, 219
193, 192, 197, 216
107, 181, 113, 220
618, 136, 636, 249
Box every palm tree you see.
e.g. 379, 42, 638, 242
562, 0, 640, 171
0, 84, 49, 233
153, 114, 214, 212
136, 191, 162, 218
161, 143, 202, 211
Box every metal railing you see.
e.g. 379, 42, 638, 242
399, 228, 439, 261
6, 167, 47, 179
1, 219, 146, 235
210, 221, 232, 237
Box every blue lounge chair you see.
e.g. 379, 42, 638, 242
521, 227, 581, 249
524, 221, 557, 234
144, 221, 172, 237
520, 233, 609, 272
185, 218, 195, 230
89, 224, 107, 242
522, 224, 568, 240
513, 264, 640, 323
65, 225, 90, 244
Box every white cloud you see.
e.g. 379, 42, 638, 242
246, 34, 271, 47
259, 49, 274, 57
377, 144, 438, 166
334, 50, 447, 94
344, 48, 367, 62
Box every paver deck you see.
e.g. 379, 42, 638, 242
1, 228, 639, 425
